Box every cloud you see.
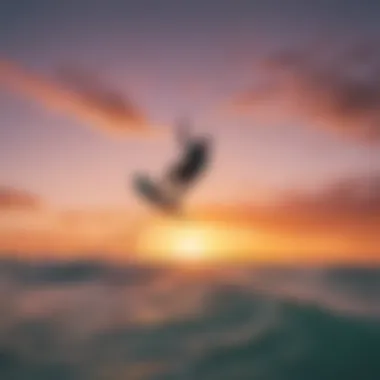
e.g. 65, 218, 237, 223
280, 172, 380, 220
0, 60, 164, 136
274, 173, 380, 245
195, 173, 380, 256
231, 41, 380, 142
0, 186, 42, 210
0, 204, 143, 257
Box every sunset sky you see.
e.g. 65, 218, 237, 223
0, 0, 378, 262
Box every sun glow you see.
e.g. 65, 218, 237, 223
167, 227, 212, 262
136, 221, 258, 263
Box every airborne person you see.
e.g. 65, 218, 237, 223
133, 119, 212, 214
165, 119, 211, 188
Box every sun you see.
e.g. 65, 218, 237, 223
136, 220, 258, 264
137, 222, 213, 263
169, 228, 209, 262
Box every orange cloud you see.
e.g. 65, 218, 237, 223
0, 185, 136, 257
0, 203, 146, 260
230, 41, 380, 142
0, 186, 43, 210
193, 173, 380, 261
0, 60, 164, 137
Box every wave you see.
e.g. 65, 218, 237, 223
0, 258, 379, 379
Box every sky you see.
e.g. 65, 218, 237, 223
0, 0, 378, 262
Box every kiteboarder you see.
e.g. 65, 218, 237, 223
165, 119, 211, 187
132, 119, 212, 214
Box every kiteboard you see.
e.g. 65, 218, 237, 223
133, 174, 181, 215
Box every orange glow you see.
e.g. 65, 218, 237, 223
0, 205, 379, 264
136, 220, 261, 263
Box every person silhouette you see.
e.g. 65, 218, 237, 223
132, 119, 212, 214
165, 119, 211, 188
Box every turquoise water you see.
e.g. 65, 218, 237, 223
0, 260, 379, 379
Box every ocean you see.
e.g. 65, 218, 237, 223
0, 258, 379, 379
